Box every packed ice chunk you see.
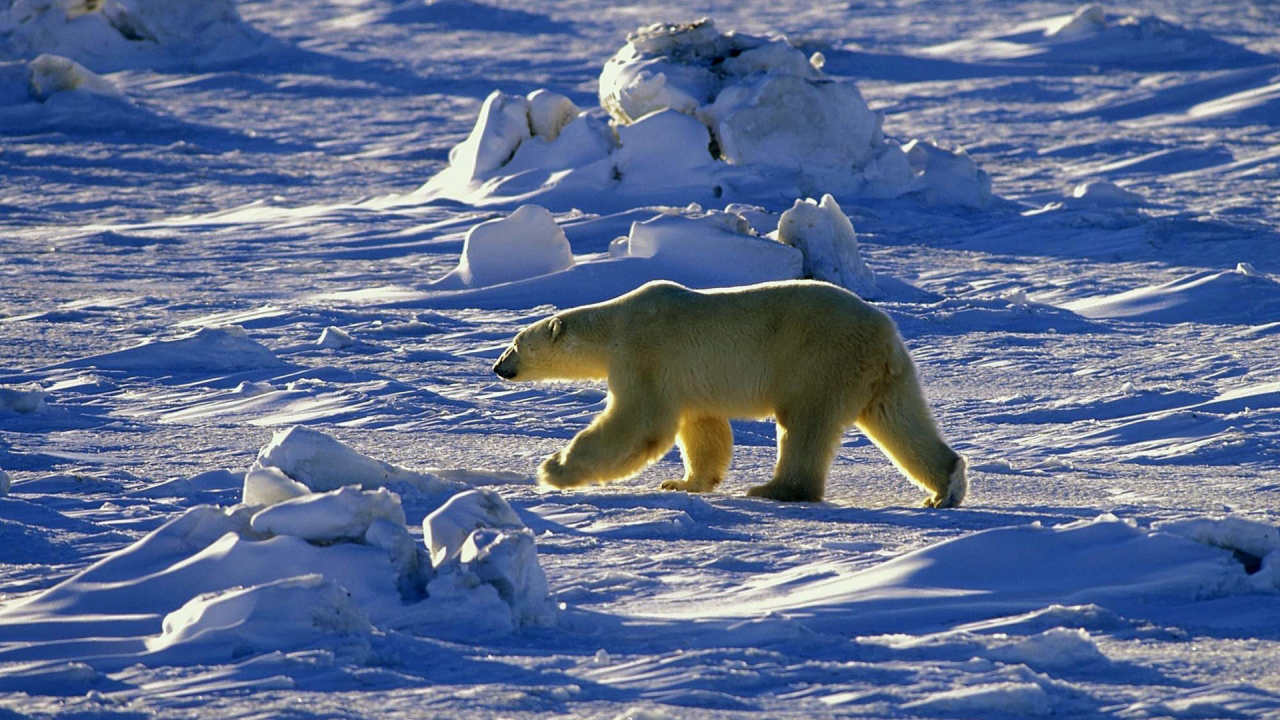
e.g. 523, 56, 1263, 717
1046, 3, 1107, 39
527, 89, 579, 142
612, 207, 803, 285
903, 139, 993, 208
448, 91, 532, 179
452, 204, 575, 287
459, 527, 555, 626
250, 425, 445, 495
700, 73, 879, 169
146, 574, 372, 658
613, 109, 715, 178
241, 465, 310, 508
776, 194, 877, 296
601, 18, 882, 174
0, 468, 9, 497
26, 54, 125, 101
250, 487, 407, 543
422, 488, 524, 567
421, 488, 555, 628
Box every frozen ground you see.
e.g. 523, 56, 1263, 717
2, 0, 1280, 718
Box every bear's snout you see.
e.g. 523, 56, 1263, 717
493, 346, 518, 379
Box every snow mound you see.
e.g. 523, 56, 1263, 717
1063, 265, 1280, 324
436, 204, 575, 289
610, 206, 803, 286
0, 383, 50, 414
775, 194, 876, 296
247, 425, 454, 500
317, 326, 357, 349
0, 0, 271, 71
64, 325, 285, 375
408, 19, 992, 211
146, 574, 372, 658
902, 139, 992, 209
924, 3, 1271, 70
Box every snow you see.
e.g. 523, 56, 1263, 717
3, 0, 1280, 717
0, 0, 270, 71
422, 487, 524, 567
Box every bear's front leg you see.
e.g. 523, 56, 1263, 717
537, 389, 680, 491
537, 450, 586, 489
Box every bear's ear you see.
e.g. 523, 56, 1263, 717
549, 317, 564, 342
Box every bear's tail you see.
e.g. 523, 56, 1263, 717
855, 356, 967, 508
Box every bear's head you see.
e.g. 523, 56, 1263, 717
494, 315, 599, 382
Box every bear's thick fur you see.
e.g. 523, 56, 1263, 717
493, 280, 967, 506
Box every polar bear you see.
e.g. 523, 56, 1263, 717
493, 280, 967, 506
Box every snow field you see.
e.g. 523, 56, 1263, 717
1, 0, 1279, 717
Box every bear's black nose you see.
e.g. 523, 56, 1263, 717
493, 347, 517, 379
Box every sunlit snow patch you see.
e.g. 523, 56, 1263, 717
406, 19, 992, 211
0, 0, 272, 71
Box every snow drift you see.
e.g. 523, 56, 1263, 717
1064, 264, 1280, 324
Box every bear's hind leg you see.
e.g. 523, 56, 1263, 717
539, 392, 679, 489
662, 415, 732, 493
747, 414, 842, 503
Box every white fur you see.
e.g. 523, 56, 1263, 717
494, 280, 968, 506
